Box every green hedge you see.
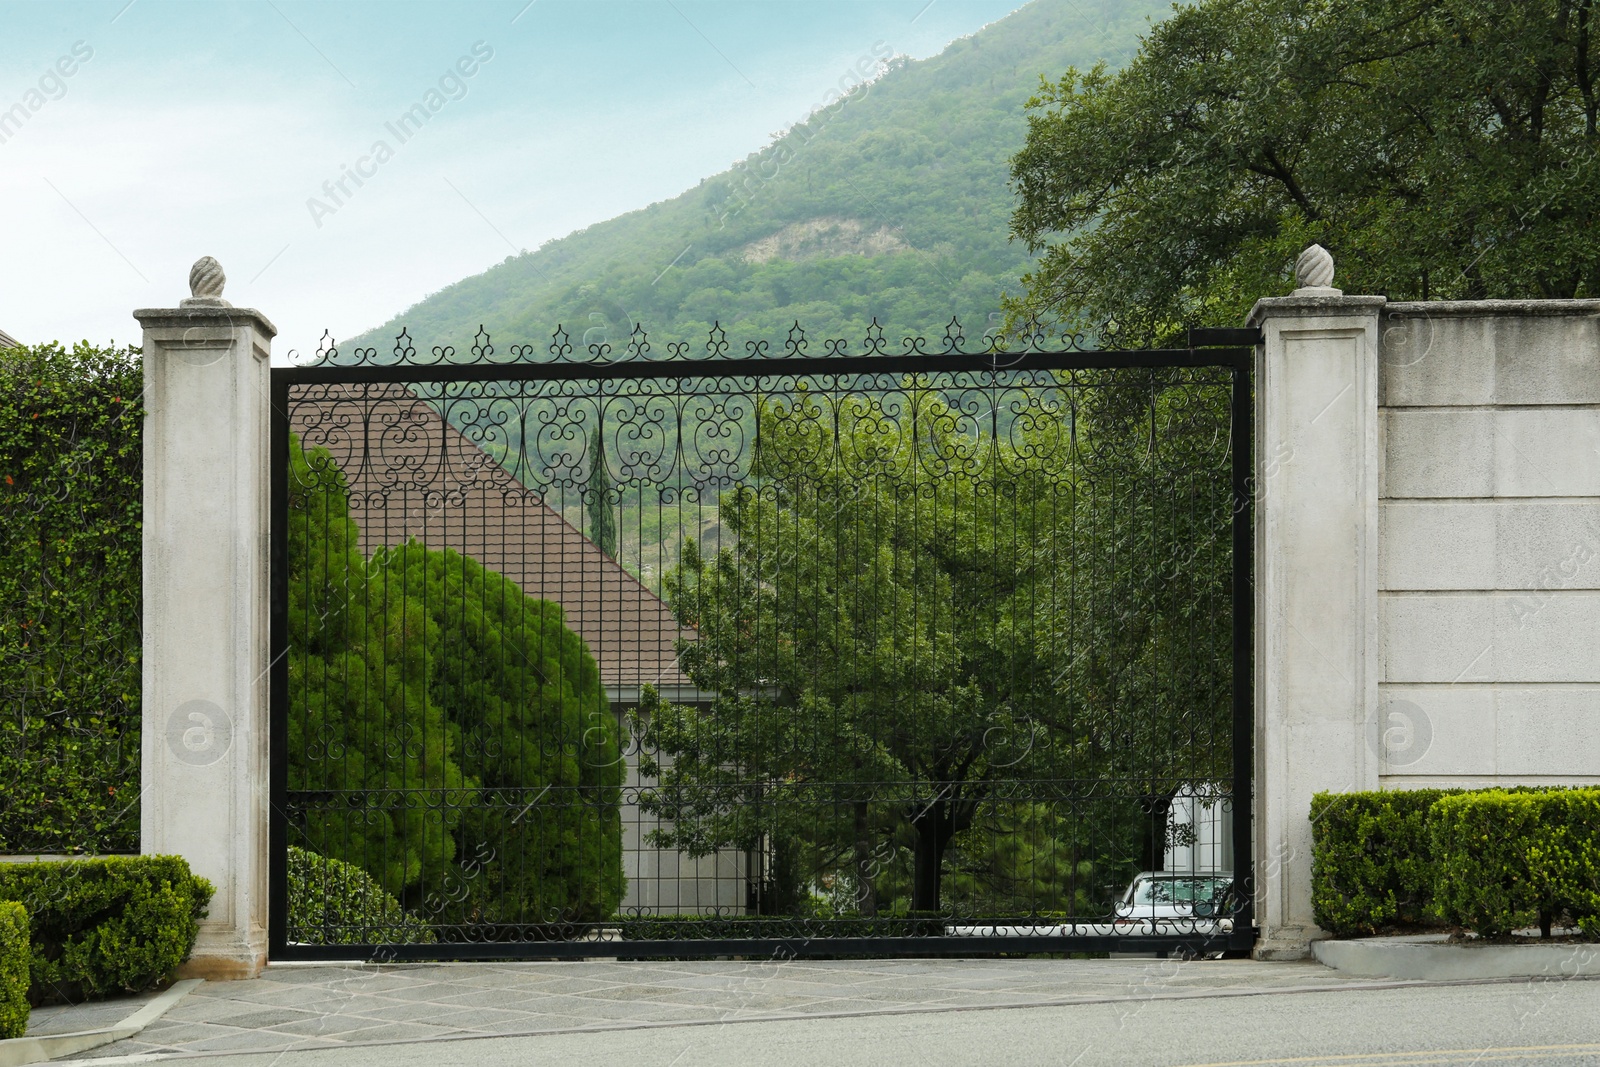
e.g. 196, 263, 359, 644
286, 847, 434, 945
1432, 788, 1600, 939
1310, 789, 1462, 935
0, 901, 27, 1038
1312, 787, 1600, 939
0, 343, 144, 853
0, 856, 212, 1004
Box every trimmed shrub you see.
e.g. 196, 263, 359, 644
1310, 789, 1462, 935
286, 847, 434, 945
0, 343, 144, 854
1431, 787, 1600, 938
0, 901, 28, 1038
287, 438, 624, 924
0, 856, 212, 1004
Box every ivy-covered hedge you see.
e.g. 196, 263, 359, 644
0, 855, 212, 1004
286, 847, 434, 945
0, 343, 143, 853
0, 901, 27, 1038
1312, 787, 1600, 939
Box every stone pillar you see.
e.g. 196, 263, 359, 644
1248, 246, 1386, 959
136, 259, 275, 979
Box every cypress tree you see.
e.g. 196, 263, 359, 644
287, 436, 624, 926
586, 425, 617, 559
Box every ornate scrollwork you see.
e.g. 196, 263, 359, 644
298, 315, 1152, 369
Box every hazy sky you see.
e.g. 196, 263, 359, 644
0, 0, 1028, 356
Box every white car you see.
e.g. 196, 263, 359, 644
944, 872, 1238, 948
1114, 871, 1236, 934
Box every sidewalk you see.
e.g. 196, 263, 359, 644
40, 957, 1398, 1061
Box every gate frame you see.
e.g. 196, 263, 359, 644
266, 331, 1257, 961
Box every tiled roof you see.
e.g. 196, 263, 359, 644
289, 384, 696, 691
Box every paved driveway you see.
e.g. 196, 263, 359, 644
55, 957, 1386, 1059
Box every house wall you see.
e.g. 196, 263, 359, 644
1164, 786, 1233, 876
618, 745, 750, 916
1377, 302, 1600, 787
612, 700, 751, 916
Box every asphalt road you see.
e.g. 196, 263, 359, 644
68, 976, 1600, 1067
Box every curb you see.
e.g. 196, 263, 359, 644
1314, 936, 1600, 981
0, 980, 202, 1067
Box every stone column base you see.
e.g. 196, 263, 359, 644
1252, 926, 1328, 961
178, 952, 266, 981
178, 926, 268, 980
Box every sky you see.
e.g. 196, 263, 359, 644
0, 0, 1029, 358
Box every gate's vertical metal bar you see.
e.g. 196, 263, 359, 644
267, 370, 291, 958
1230, 352, 1255, 944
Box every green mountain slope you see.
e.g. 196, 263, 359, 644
350, 0, 1169, 355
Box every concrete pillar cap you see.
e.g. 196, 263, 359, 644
1294, 243, 1341, 296
181, 256, 231, 308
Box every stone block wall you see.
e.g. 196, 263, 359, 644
1378, 302, 1600, 787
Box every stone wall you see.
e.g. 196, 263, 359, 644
1250, 280, 1600, 959
1378, 301, 1600, 787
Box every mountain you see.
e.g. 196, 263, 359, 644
348, 0, 1170, 356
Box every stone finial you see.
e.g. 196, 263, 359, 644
1293, 243, 1340, 295
181, 256, 232, 308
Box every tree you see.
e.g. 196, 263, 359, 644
381, 541, 625, 925
638, 370, 1240, 915
638, 385, 1070, 915
1031, 374, 1238, 874
1009, 0, 1600, 341
586, 424, 618, 559
286, 439, 467, 900
287, 437, 624, 926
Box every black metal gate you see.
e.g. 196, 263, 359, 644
269, 321, 1255, 959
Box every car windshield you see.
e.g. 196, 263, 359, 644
1128, 877, 1229, 906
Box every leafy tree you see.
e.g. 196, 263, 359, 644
287, 438, 624, 925
638, 385, 1074, 914
1032, 374, 1239, 873
380, 542, 625, 925
1009, 0, 1600, 341
638, 371, 1239, 915
944, 803, 1101, 917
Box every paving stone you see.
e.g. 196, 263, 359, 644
323, 1020, 466, 1044
334, 1001, 474, 1025
25, 1001, 134, 1036
260, 1013, 399, 1038
122, 1022, 252, 1049
413, 1005, 546, 1031
204, 1006, 325, 1028
182, 1030, 335, 1053
422, 986, 561, 1009
576, 984, 697, 1002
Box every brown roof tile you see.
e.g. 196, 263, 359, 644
289, 384, 696, 690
